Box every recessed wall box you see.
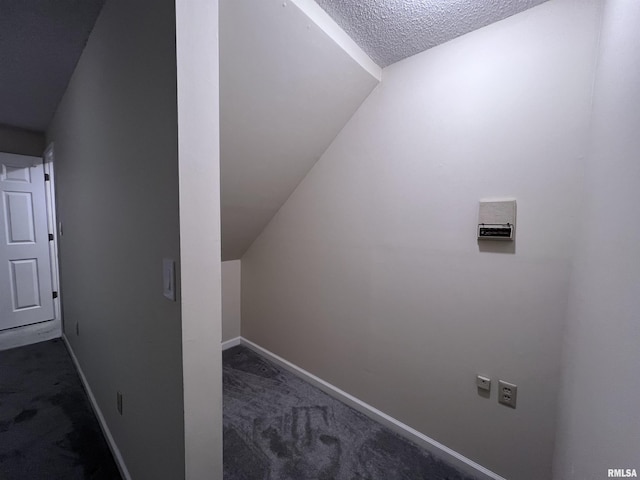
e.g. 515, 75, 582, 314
478, 200, 516, 241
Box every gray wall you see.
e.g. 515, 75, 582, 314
241, 1, 602, 479
0, 124, 45, 157
553, 1, 640, 477
46, 0, 184, 478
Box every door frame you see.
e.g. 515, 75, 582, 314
43, 143, 62, 328
0, 144, 62, 351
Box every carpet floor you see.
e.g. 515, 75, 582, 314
223, 345, 479, 480
0, 339, 121, 480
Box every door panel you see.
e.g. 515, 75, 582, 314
4, 192, 36, 243
0, 153, 54, 331
2, 165, 31, 183
10, 259, 41, 309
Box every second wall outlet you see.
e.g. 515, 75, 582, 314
498, 380, 518, 408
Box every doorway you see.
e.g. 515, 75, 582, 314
0, 147, 61, 350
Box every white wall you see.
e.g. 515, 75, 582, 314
46, 0, 185, 478
175, 0, 223, 477
220, 0, 379, 261
553, 1, 640, 478
241, 1, 602, 479
0, 124, 44, 157
222, 260, 241, 341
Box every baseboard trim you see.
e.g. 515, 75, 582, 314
221, 336, 241, 350
239, 337, 507, 480
62, 335, 132, 480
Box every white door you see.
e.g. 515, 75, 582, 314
0, 152, 54, 330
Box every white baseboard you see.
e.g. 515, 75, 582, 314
221, 336, 241, 350
62, 335, 132, 480
239, 337, 507, 480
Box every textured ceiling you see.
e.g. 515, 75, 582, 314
314, 0, 549, 67
0, 0, 105, 132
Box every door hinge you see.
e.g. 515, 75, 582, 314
44, 173, 50, 181
52, 291, 58, 299
48, 233, 54, 241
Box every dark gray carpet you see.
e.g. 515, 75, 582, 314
223, 346, 479, 480
0, 339, 122, 480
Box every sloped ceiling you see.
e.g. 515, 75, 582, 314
220, 0, 552, 261
314, 0, 550, 67
0, 0, 105, 132
220, 0, 380, 260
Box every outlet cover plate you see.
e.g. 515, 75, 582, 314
498, 380, 517, 408
476, 375, 491, 392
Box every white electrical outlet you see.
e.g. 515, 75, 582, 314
498, 380, 517, 408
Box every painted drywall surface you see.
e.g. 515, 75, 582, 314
242, 1, 601, 479
175, 0, 223, 477
46, 0, 185, 478
0, 125, 45, 157
289, 0, 381, 79
220, 0, 379, 260
222, 260, 241, 341
552, 1, 640, 478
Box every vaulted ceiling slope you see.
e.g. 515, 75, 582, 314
220, 0, 554, 260
220, 0, 380, 260
0, 0, 105, 132
314, 0, 549, 67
